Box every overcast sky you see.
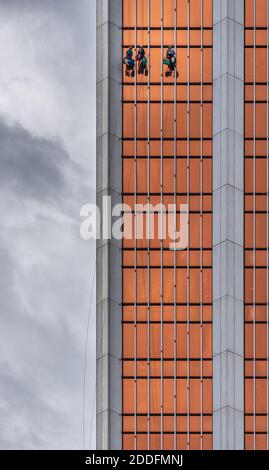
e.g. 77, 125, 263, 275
0, 0, 96, 449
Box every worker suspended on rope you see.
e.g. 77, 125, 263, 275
163, 46, 179, 78
123, 47, 135, 77
136, 46, 148, 76
137, 46, 145, 61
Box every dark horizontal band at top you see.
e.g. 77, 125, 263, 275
123, 412, 212, 416
122, 431, 213, 435
245, 302, 269, 306
122, 44, 212, 48
122, 375, 212, 379
245, 26, 269, 30
245, 357, 269, 360
122, 137, 212, 141
122, 82, 212, 85
245, 82, 269, 85
122, 321, 212, 325
245, 376, 269, 379
245, 138, 269, 141
122, 265, 212, 269
123, 247, 212, 251
122, 27, 213, 31
245, 211, 269, 214
123, 302, 212, 306
122, 321, 268, 325
122, 357, 212, 361
122, 192, 212, 196
122, 156, 213, 159
245, 100, 269, 103
122, 100, 212, 104
245, 192, 269, 195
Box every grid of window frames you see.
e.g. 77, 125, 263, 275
122, 0, 213, 450
245, 0, 269, 451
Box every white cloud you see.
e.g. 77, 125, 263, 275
0, 0, 95, 169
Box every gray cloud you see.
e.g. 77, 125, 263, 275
0, 118, 73, 201
0, 0, 96, 450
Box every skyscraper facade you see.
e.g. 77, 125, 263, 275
97, 0, 269, 450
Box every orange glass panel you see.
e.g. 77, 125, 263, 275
122, 0, 213, 450
245, 0, 268, 27
244, 1, 269, 449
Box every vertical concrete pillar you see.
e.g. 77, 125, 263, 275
212, 0, 244, 449
96, 0, 122, 450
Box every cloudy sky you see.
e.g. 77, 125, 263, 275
0, 0, 96, 449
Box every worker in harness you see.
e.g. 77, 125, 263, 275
163, 46, 179, 78
123, 47, 135, 77
136, 46, 148, 76
137, 46, 145, 61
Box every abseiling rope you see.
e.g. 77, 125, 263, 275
253, 0, 257, 450
173, 0, 177, 451
200, 0, 204, 450
266, 0, 269, 450
186, 0, 191, 450
83, 264, 96, 450
133, 0, 138, 450
147, 0, 151, 450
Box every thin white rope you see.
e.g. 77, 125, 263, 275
89, 390, 96, 449
253, 0, 257, 450
83, 265, 96, 450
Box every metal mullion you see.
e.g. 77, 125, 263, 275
160, 0, 164, 451
266, 0, 269, 450
253, 0, 257, 450
173, 0, 177, 451
147, 0, 151, 451
187, 0, 191, 450
134, 0, 138, 450
200, 0, 204, 451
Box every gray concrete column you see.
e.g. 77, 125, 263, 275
212, 0, 245, 449
96, 0, 122, 450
